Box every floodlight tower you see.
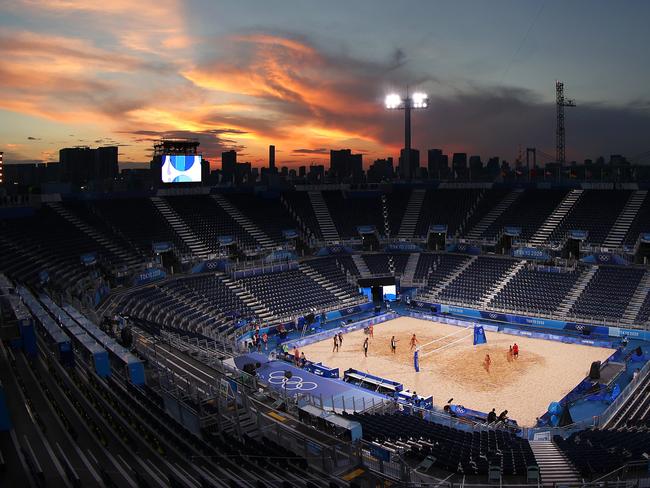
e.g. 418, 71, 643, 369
556, 81, 575, 181
385, 90, 429, 180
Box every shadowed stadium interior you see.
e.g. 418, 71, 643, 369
1, 186, 650, 487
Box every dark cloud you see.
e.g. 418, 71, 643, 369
120, 129, 245, 159
27, 136, 41, 140
292, 148, 329, 155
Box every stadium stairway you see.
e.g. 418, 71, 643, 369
603, 190, 648, 248
481, 260, 527, 308
211, 194, 275, 249
422, 255, 478, 300
219, 276, 274, 320
555, 266, 597, 316
308, 191, 340, 241
150, 196, 211, 258
48, 202, 139, 266
298, 263, 361, 305
529, 440, 582, 486
400, 253, 421, 287
621, 269, 650, 325
465, 189, 524, 240
529, 189, 583, 246
352, 255, 372, 278
397, 189, 426, 239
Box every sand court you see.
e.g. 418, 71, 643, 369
300, 316, 613, 426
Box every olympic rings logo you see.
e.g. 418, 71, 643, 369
267, 370, 318, 391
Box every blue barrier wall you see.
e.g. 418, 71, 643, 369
408, 301, 650, 343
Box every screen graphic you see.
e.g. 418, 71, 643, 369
161, 155, 202, 183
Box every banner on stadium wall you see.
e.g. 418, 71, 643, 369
80, 252, 98, 266
512, 247, 550, 260
430, 224, 448, 234
265, 250, 297, 263
190, 258, 229, 274
316, 245, 354, 256
218, 235, 235, 246
569, 229, 588, 240
581, 253, 628, 265
385, 242, 422, 253
282, 229, 298, 239
152, 242, 172, 253
504, 226, 522, 237
132, 268, 166, 286
446, 243, 481, 255
357, 225, 376, 234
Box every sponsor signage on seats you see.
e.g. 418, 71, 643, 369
133, 268, 166, 286
512, 247, 550, 260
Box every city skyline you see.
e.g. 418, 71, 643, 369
2, 0, 650, 169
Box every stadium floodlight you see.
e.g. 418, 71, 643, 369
384, 89, 430, 179
385, 93, 403, 109
412, 92, 428, 108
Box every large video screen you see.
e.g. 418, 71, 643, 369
161, 155, 202, 183
383, 285, 397, 301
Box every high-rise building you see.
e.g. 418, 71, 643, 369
398, 148, 419, 179
451, 152, 468, 178
60, 146, 118, 185
269, 145, 276, 172
221, 150, 237, 183
330, 149, 363, 182
427, 149, 448, 179
298, 166, 306, 178
367, 157, 393, 183
0, 152, 3, 185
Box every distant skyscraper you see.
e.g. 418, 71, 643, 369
452, 152, 467, 178
367, 157, 393, 183
221, 150, 237, 183
0, 152, 3, 185
330, 149, 363, 182
398, 148, 419, 180
60, 146, 118, 185
269, 145, 276, 172
298, 166, 306, 178
427, 149, 447, 179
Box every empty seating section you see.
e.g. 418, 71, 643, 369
555, 430, 650, 479
92, 198, 190, 254
116, 274, 255, 335
623, 195, 650, 248
282, 191, 322, 239
165, 195, 257, 251
570, 266, 646, 322
458, 189, 511, 238
490, 267, 582, 315
637, 294, 650, 324
0, 206, 110, 287
350, 413, 536, 477
222, 193, 298, 244
437, 256, 515, 306
549, 190, 631, 245
414, 253, 470, 287
323, 191, 384, 238
386, 189, 411, 235
362, 253, 410, 276
59, 201, 138, 256
415, 189, 484, 237
480, 189, 568, 241
238, 269, 340, 317
305, 258, 360, 296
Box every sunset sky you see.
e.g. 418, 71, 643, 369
2, 0, 650, 169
